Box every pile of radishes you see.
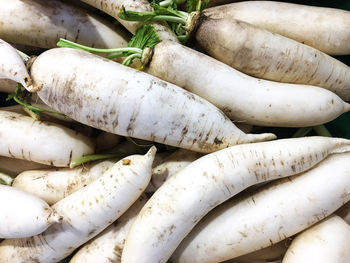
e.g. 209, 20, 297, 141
1, 0, 350, 262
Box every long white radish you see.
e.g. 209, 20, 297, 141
121, 136, 350, 263
0, 110, 95, 167
30, 48, 275, 153
12, 160, 116, 205
0, 0, 130, 50
205, 1, 350, 55
172, 152, 350, 263
192, 16, 350, 101
80, 0, 178, 41
0, 147, 156, 263
145, 40, 350, 127
0, 185, 61, 238
0, 39, 32, 90
282, 215, 350, 263
70, 193, 149, 263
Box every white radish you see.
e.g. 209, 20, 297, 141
282, 215, 350, 263
192, 16, 350, 101
0, 185, 61, 238
12, 160, 116, 205
0, 156, 52, 177
0, 39, 32, 90
80, 0, 178, 41
145, 40, 350, 127
0, 147, 156, 263
69, 193, 149, 263
30, 48, 275, 153
121, 136, 350, 263
0, 110, 95, 167
206, 1, 350, 55
0, 0, 130, 50
172, 152, 350, 263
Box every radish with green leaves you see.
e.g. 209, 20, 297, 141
0, 39, 32, 91
171, 152, 350, 263
0, 147, 156, 263
121, 136, 350, 263
205, 1, 350, 55
0, 185, 62, 238
118, 3, 350, 101
79, 0, 179, 42
58, 26, 350, 127
282, 215, 350, 263
29, 47, 275, 153
0, 110, 95, 167
0, 0, 130, 50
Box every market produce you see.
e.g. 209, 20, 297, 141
80, 0, 179, 41
0, 110, 95, 166
282, 215, 350, 263
0, 0, 130, 50
0, 148, 156, 263
171, 152, 350, 262
205, 1, 350, 55
29, 47, 275, 153
121, 136, 350, 263
0, 39, 32, 90
0, 185, 61, 238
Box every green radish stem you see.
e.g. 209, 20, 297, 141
0, 173, 13, 186
69, 153, 128, 168
6, 84, 65, 117
313, 125, 332, 137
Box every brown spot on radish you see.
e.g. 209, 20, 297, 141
214, 137, 223, 145
122, 159, 131, 165
291, 165, 296, 172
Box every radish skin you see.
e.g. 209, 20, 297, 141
0, 110, 95, 167
0, 39, 32, 90
121, 137, 350, 263
0, 0, 130, 50
145, 40, 350, 127
205, 1, 350, 55
0, 185, 61, 238
80, 0, 178, 41
69, 193, 149, 263
0, 147, 156, 263
172, 152, 350, 263
282, 215, 350, 263
192, 16, 350, 101
30, 48, 275, 153
12, 160, 116, 205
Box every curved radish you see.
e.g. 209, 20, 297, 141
121, 136, 350, 263
205, 1, 350, 55
0, 185, 61, 238
172, 152, 350, 262
30, 48, 275, 153
0, 0, 130, 50
0, 39, 32, 90
70, 193, 149, 263
12, 160, 116, 205
80, 0, 178, 41
0, 147, 156, 263
0, 110, 95, 167
145, 40, 350, 127
282, 215, 350, 263
193, 16, 350, 101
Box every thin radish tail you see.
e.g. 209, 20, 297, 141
240, 132, 277, 144
330, 138, 350, 155
343, 102, 350, 113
